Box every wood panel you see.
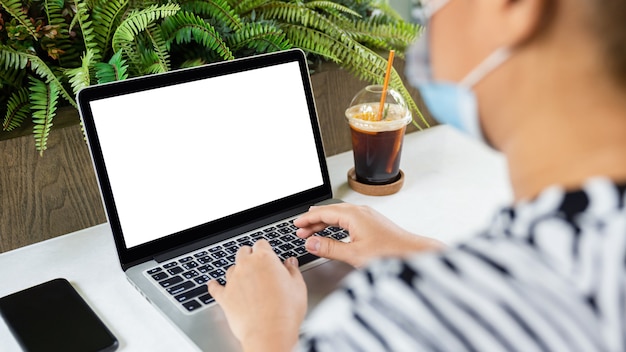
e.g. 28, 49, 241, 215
0, 125, 107, 252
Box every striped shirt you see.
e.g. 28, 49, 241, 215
298, 178, 626, 351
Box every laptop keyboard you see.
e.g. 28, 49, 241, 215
145, 218, 350, 313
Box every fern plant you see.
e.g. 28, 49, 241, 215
0, 0, 427, 155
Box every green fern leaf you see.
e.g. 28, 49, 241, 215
232, 0, 271, 15
179, 58, 205, 68
283, 22, 428, 129
0, 0, 39, 39
65, 49, 95, 95
0, 45, 77, 108
280, 24, 341, 63
304, 1, 362, 18
112, 3, 180, 53
95, 51, 129, 83
92, 0, 130, 59
142, 23, 170, 73
161, 11, 234, 61
72, 0, 101, 60
29, 77, 60, 156
228, 22, 291, 53
349, 18, 419, 54
2, 87, 30, 131
0, 65, 25, 88
256, 2, 345, 40
181, 0, 243, 32
368, 0, 404, 22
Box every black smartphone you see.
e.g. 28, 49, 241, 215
0, 278, 118, 352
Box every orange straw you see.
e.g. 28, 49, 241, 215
377, 50, 395, 121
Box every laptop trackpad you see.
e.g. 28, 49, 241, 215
303, 260, 354, 311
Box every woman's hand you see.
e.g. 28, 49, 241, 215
294, 203, 443, 268
207, 240, 307, 352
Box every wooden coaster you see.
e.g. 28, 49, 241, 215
347, 168, 404, 196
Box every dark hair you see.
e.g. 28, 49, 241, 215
593, 0, 626, 87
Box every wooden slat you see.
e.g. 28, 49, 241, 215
0, 125, 106, 252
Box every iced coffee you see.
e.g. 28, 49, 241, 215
346, 86, 411, 185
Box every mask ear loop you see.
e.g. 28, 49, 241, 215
459, 47, 513, 88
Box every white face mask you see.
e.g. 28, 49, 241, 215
406, 1, 512, 144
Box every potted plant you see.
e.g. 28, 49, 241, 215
0, 0, 429, 155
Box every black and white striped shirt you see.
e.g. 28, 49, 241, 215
298, 178, 626, 351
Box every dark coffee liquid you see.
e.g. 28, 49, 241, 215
350, 126, 406, 185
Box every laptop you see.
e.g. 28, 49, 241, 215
77, 49, 353, 351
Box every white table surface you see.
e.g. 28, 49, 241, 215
0, 125, 512, 351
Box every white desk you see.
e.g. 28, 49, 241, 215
0, 125, 512, 351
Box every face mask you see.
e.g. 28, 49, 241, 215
406, 5, 512, 143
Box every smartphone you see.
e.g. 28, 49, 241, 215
0, 278, 118, 352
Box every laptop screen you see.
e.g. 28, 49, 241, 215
87, 60, 324, 249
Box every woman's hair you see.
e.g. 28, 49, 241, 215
592, 0, 626, 87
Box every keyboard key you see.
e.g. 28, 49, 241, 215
223, 241, 236, 247
281, 251, 297, 259
167, 281, 195, 295
263, 227, 276, 233
183, 270, 199, 279
294, 247, 307, 255
276, 222, 289, 228
217, 277, 227, 285
199, 294, 214, 305
168, 266, 184, 275
279, 243, 295, 251
151, 272, 169, 281
332, 232, 349, 240
197, 256, 212, 264
292, 238, 305, 246
197, 264, 214, 273
273, 248, 282, 255
278, 227, 291, 234
194, 251, 208, 258
225, 246, 238, 254
213, 258, 229, 267
281, 234, 298, 242
251, 231, 264, 238
163, 262, 178, 269
265, 232, 280, 239
317, 229, 332, 237
269, 239, 282, 247
194, 275, 210, 284
208, 246, 222, 253
236, 236, 251, 243
182, 261, 199, 270
182, 299, 202, 312
174, 285, 208, 302
159, 276, 183, 288
226, 255, 235, 263
211, 251, 228, 259
147, 267, 162, 275
239, 240, 253, 247
179, 256, 194, 263
209, 269, 226, 279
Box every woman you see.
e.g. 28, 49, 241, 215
207, 0, 626, 350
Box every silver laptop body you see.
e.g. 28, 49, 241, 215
77, 49, 352, 351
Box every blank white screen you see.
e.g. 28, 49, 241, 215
89, 62, 324, 248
